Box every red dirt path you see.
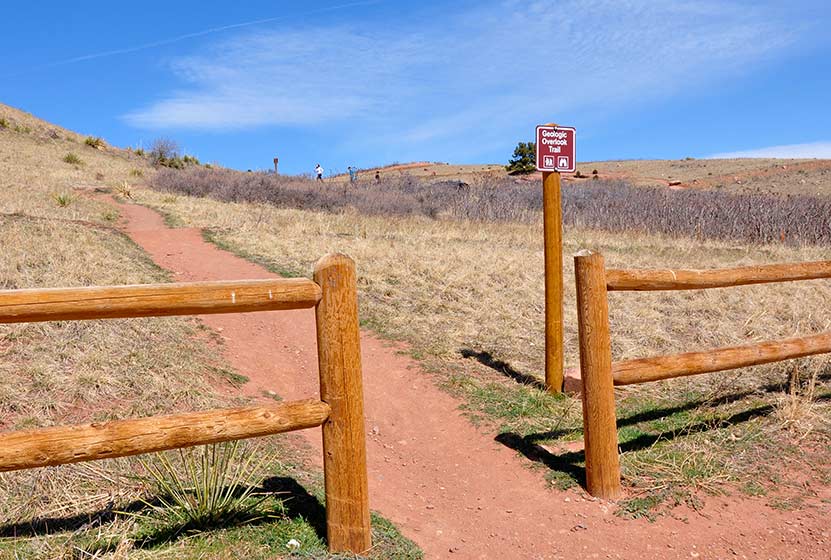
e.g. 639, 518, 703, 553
111, 198, 830, 559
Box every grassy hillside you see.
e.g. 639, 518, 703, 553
0, 104, 151, 220
0, 103, 419, 559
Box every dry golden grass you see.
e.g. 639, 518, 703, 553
0, 103, 152, 223
0, 214, 230, 521
134, 187, 831, 511
328, 158, 831, 197
134, 189, 831, 374
576, 158, 813, 184
0, 105, 420, 559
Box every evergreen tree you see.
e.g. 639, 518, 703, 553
505, 141, 536, 173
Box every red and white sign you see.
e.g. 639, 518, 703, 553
536, 125, 576, 173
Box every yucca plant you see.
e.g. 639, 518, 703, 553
134, 441, 277, 532
63, 152, 82, 165
53, 192, 73, 207
114, 181, 133, 199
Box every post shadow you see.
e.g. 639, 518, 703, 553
495, 393, 831, 491
460, 348, 547, 391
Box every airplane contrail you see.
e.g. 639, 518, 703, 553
8, 0, 382, 76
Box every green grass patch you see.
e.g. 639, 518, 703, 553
0, 443, 421, 560
202, 229, 306, 278
62, 152, 83, 165
211, 365, 250, 388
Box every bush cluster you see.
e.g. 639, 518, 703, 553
62, 152, 83, 165
150, 167, 549, 223
149, 167, 831, 245
561, 182, 831, 245
84, 136, 106, 149
147, 138, 202, 169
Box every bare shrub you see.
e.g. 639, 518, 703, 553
150, 167, 548, 223
149, 167, 831, 244
561, 182, 831, 245
149, 138, 180, 166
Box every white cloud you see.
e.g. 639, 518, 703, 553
708, 141, 831, 159
124, 28, 423, 129
124, 0, 816, 154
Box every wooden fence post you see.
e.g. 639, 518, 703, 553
543, 151, 564, 394
574, 250, 621, 499
314, 254, 372, 553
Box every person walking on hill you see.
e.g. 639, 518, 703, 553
348, 166, 358, 184
315, 163, 324, 182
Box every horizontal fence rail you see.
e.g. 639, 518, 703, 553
613, 331, 831, 386
0, 254, 371, 554
606, 259, 831, 291
574, 250, 831, 499
0, 278, 322, 323
0, 399, 330, 472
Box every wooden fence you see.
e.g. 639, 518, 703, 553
574, 250, 831, 499
0, 253, 371, 553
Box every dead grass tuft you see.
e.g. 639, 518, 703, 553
774, 363, 827, 438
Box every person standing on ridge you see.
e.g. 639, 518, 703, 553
315, 163, 324, 182
348, 166, 358, 184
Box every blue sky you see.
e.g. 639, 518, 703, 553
2, 0, 830, 174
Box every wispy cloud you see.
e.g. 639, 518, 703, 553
6, 1, 381, 77
124, 0, 819, 156
709, 141, 831, 159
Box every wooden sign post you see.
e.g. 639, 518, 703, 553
536, 124, 576, 393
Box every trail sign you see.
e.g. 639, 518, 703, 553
536, 125, 576, 173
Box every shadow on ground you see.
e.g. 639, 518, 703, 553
460, 348, 547, 391
0, 475, 327, 550
497, 383, 831, 491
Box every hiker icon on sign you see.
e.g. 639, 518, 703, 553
557, 156, 570, 169
543, 156, 555, 168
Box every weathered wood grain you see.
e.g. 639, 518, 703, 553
607, 260, 831, 291
0, 278, 321, 323
0, 399, 330, 471
574, 250, 622, 499
314, 253, 372, 553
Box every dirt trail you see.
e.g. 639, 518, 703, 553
111, 198, 830, 559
